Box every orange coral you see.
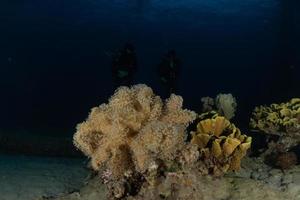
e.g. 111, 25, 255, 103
73, 84, 196, 177
131, 121, 186, 171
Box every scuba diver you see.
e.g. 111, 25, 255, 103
157, 50, 181, 95
111, 43, 137, 89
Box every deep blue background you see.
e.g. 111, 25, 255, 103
0, 0, 299, 137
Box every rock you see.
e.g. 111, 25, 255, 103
281, 174, 293, 185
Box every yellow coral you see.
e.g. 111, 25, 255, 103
290, 98, 300, 105
250, 98, 300, 135
191, 113, 251, 174
250, 98, 300, 150
280, 108, 292, 118
73, 84, 196, 177
196, 116, 231, 137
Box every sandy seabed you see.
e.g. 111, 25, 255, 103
0, 154, 89, 200
48, 157, 300, 200
1, 154, 299, 200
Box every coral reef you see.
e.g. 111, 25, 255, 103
73, 85, 251, 199
201, 93, 237, 120
191, 112, 251, 176
42, 87, 300, 200
73, 84, 198, 198
74, 85, 196, 176
250, 98, 300, 151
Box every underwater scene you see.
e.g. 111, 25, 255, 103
0, 0, 300, 200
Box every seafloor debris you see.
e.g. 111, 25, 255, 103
73, 85, 251, 199
275, 152, 298, 170
250, 98, 300, 151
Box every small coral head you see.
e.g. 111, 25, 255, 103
191, 113, 251, 174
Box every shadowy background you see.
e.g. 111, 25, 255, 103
0, 0, 299, 156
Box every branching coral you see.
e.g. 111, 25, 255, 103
191, 112, 251, 176
250, 98, 300, 151
73, 84, 196, 179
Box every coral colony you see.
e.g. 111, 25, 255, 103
250, 98, 300, 169
191, 112, 251, 176
250, 98, 300, 151
73, 84, 253, 199
72, 84, 300, 199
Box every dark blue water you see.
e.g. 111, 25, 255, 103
0, 0, 299, 140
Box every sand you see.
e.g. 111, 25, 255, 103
0, 154, 89, 200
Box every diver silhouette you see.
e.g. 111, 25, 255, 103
158, 50, 181, 95
111, 43, 137, 89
